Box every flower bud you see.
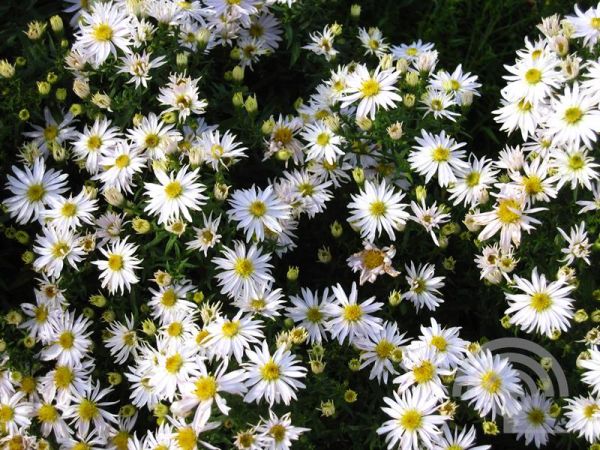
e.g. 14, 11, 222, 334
103, 187, 125, 207
319, 400, 335, 417
403, 93, 416, 107
0, 60, 15, 79
244, 94, 258, 114
350, 4, 361, 18
37, 81, 51, 96
89, 294, 107, 308
15, 231, 29, 245
330, 221, 343, 238
286, 266, 299, 282
55, 88, 67, 101
176, 52, 188, 68
261, 118, 275, 134
574, 309, 588, 323
132, 217, 151, 234
355, 116, 372, 131
69, 103, 84, 116
18, 109, 30, 121
348, 358, 360, 371
21, 250, 34, 264
317, 246, 331, 263
387, 121, 404, 140
50, 15, 63, 34
73, 78, 90, 99
213, 182, 230, 200
108, 372, 122, 385
388, 290, 402, 306
232, 65, 244, 82
232, 92, 244, 108
91, 92, 111, 111
352, 167, 365, 184
344, 389, 358, 403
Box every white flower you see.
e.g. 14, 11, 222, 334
581, 349, 600, 396
158, 73, 207, 122
63, 381, 117, 436
347, 179, 410, 242
327, 282, 383, 344
144, 166, 207, 224
104, 315, 138, 365
205, 312, 265, 364
243, 341, 307, 406
92, 238, 142, 294
552, 146, 599, 191
410, 318, 468, 370
347, 241, 399, 285
448, 155, 498, 207
302, 25, 338, 61
95, 140, 147, 194
4, 158, 68, 224
286, 288, 336, 344
577, 181, 600, 213
0, 392, 34, 436
377, 387, 448, 450
118, 51, 166, 88
33, 225, 84, 278
493, 97, 544, 141
564, 395, 600, 443
186, 212, 222, 256
507, 156, 558, 204
432, 424, 490, 450
72, 117, 120, 174
512, 391, 556, 448
300, 120, 344, 164
404, 262, 445, 311
196, 129, 247, 171
127, 112, 182, 161
558, 221, 591, 265
256, 410, 310, 450
409, 130, 468, 187
394, 345, 451, 400
41, 311, 92, 367
456, 349, 523, 419
40, 189, 98, 232
501, 55, 562, 104
409, 200, 450, 246
355, 321, 407, 384
228, 185, 291, 242
567, 3, 600, 48
340, 64, 402, 119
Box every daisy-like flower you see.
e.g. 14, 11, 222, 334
493, 97, 544, 141
149, 343, 198, 401
429, 64, 482, 105
409, 200, 450, 246
96, 140, 147, 194
127, 113, 182, 161
186, 212, 222, 256
286, 288, 335, 344
456, 349, 523, 419
581, 349, 600, 396
448, 155, 498, 207
404, 262, 445, 311
340, 64, 402, 119
358, 27, 389, 57
22, 108, 77, 154
390, 39, 435, 61
92, 238, 142, 294
205, 312, 265, 363
474, 185, 546, 250
512, 391, 555, 448
75, 1, 133, 66
228, 185, 291, 242
558, 221, 591, 265
33, 226, 84, 278
279, 169, 333, 217
41, 311, 92, 367
505, 267, 575, 336
420, 89, 459, 121
327, 282, 383, 344
256, 410, 310, 450
264, 115, 304, 164
72, 117, 120, 174
212, 241, 274, 300
508, 156, 558, 204
38, 360, 94, 406
546, 82, 600, 149
40, 189, 98, 232
36, 396, 72, 441
410, 318, 468, 370
300, 121, 344, 164
347, 179, 410, 242
19, 290, 59, 344
158, 73, 207, 122
4, 158, 68, 224
347, 241, 399, 285
303, 25, 338, 61
95, 211, 126, 246
501, 54, 562, 104
144, 166, 207, 224
104, 315, 139, 365
394, 346, 451, 400
355, 321, 407, 384
552, 146, 599, 191
377, 387, 448, 450
409, 130, 468, 187
567, 3, 600, 48
118, 51, 166, 88
0, 392, 33, 436
63, 381, 117, 436
171, 360, 248, 431
196, 129, 247, 171
234, 283, 286, 320
577, 181, 600, 213
243, 341, 307, 406
564, 395, 600, 443
432, 424, 490, 450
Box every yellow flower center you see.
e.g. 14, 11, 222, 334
78, 399, 98, 421
161, 289, 177, 307
564, 106, 583, 124
0, 405, 14, 423
430, 335, 448, 352
73, 443, 91, 450
269, 424, 286, 442
108, 254, 123, 271
196, 329, 210, 345
399, 409, 422, 431
306, 307, 322, 323
26, 183, 45, 202
248, 200, 267, 218
591, 17, 600, 29
164, 181, 183, 199
568, 153, 585, 171
316, 132, 330, 146
273, 127, 293, 145
249, 23, 264, 38
406, 47, 418, 56
61, 202, 77, 217
496, 199, 521, 224
363, 249, 384, 270
517, 99, 533, 112
54, 366, 74, 389
238, 432, 256, 447
523, 175, 542, 195
193, 376, 218, 401
360, 78, 380, 97
430, 99, 443, 111
210, 144, 224, 158
527, 408, 546, 425
432, 146, 450, 162
465, 171, 480, 187
260, 360, 281, 381
145, 133, 160, 148
221, 320, 240, 337
176, 427, 197, 450
87, 135, 102, 150
114, 154, 130, 169
412, 278, 426, 294
58, 331, 75, 349
20, 376, 36, 394
481, 370, 502, 394
234, 258, 254, 278
530, 292, 552, 312
44, 125, 58, 142
413, 361, 434, 383
298, 182, 314, 196
584, 403, 599, 418
343, 304, 363, 322
167, 322, 183, 337
112, 430, 129, 450
165, 353, 183, 374
250, 298, 266, 310
375, 339, 394, 358
525, 68, 542, 84
51, 241, 70, 259
93, 23, 113, 42
37, 404, 58, 423
34, 305, 48, 323
369, 200, 387, 217
123, 331, 136, 347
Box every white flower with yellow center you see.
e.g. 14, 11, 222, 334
228, 185, 291, 242
118, 50, 166, 88
243, 341, 307, 406
96, 140, 147, 194
74, 1, 133, 66
567, 3, 600, 48
512, 391, 555, 448
493, 97, 544, 141
196, 129, 248, 171
409, 129, 468, 187
212, 241, 274, 300
505, 267, 575, 337
148, 280, 196, 323
300, 120, 345, 164
92, 238, 142, 294
564, 395, 600, 443
394, 346, 451, 399
346, 241, 399, 285
72, 117, 121, 175
33, 225, 84, 279
409, 200, 450, 246
36, 395, 72, 440
0, 392, 33, 436
432, 424, 490, 450
38, 360, 94, 406
286, 287, 336, 344
127, 112, 182, 161
157, 73, 208, 122
205, 312, 265, 363
355, 321, 407, 384
449, 155, 498, 207
376, 387, 448, 450
327, 282, 383, 344
171, 360, 247, 430
552, 146, 600, 191
40, 189, 98, 232
404, 262, 445, 311
41, 311, 92, 367
5, 157, 68, 224
150, 344, 197, 401
340, 64, 402, 119
347, 179, 410, 242
104, 315, 139, 365
144, 166, 207, 225
455, 349, 523, 419
22, 108, 77, 154
186, 212, 222, 256
411, 318, 468, 370
558, 221, 591, 265
508, 156, 558, 204
19, 289, 60, 344
390, 39, 435, 61
256, 410, 309, 449
63, 381, 117, 436
502, 54, 562, 104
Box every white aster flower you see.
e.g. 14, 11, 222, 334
92, 238, 142, 294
